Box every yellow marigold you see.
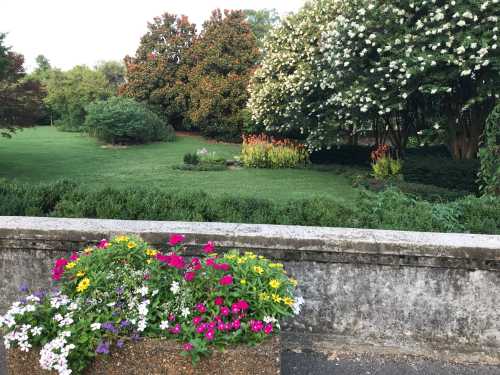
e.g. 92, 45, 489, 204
237, 257, 247, 264
269, 279, 281, 289
76, 271, 85, 277
145, 249, 158, 257
224, 254, 237, 260
245, 251, 257, 259
114, 235, 129, 243
76, 278, 90, 293
289, 278, 298, 287
253, 266, 264, 275
240, 279, 247, 285
127, 241, 137, 249
65, 262, 76, 270
83, 247, 94, 255
272, 294, 282, 303
269, 263, 284, 269
282, 296, 294, 307
259, 292, 270, 301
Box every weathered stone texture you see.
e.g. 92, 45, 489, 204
0, 216, 499, 362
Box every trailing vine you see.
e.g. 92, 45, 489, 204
478, 104, 500, 196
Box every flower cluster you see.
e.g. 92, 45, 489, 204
1, 234, 302, 374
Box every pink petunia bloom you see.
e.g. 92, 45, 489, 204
168, 234, 185, 246
156, 253, 171, 263
205, 258, 215, 267
231, 303, 240, 314
213, 263, 231, 271
168, 313, 176, 321
168, 254, 185, 269
202, 241, 215, 254
97, 239, 109, 249
214, 296, 224, 305
232, 320, 241, 330
220, 306, 230, 316
183, 343, 193, 351
191, 258, 202, 271
196, 303, 207, 313
208, 321, 217, 329
170, 324, 181, 334
51, 269, 63, 281
143, 274, 150, 280
250, 320, 264, 332
69, 251, 79, 261
217, 322, 225, 331
214, 315, 222, 323
237, 300, 250, 311
184, 272, 196, 282
219, 274, 233, 286
196, 324, 207, 334
224, 322, 231, 331
264, 323, 273, 335
192, 316, 203, 326
204, 329, 215, 341
55, 258, 68, 268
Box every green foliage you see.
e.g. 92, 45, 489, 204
95, 61, 125, 91
371, 157, 402, 180
243, 9, 280, 50
183, 152, 200, 165
121, 13, 196, 130
241, 135, 309, 168
187, 10, 260, 141
404, 156, 479, 192
84, 97, 175, 145
1, 180, 498, 234
45, 66, 113, 132
478, 104, 500, 196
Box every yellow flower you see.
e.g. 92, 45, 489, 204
259, 292, 270, 301
253, 266, 264, 275
258, 255, 265, 259
269, 263, 284, 269
289, 278, 298, 287
245, 251, 257, 259
114, 235, 129, 243
65, 262, 76, 270
146, 259, 152, 264
272, 294, 282, 303
127, 241, 137, 249
240, 279, 247, 285
269, 279, 281, 289
282, 296, 294, 307
237, 257, 247, 265
83, 247, 94, 255
224, 254, 237, 260
145, 249, 158, 257
76, 278, 90, 293
76, 271, 85, 277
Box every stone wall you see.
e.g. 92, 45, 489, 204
1, 216, 499, 362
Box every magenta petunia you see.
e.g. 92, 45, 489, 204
205, 258, 215, 267
97, 239, 109, 249
69, 251, 79, 261
232, 320, 241, 330
213, 263, 231, 271
191, 258, 202, 271
231, 303, 240, 314
184, 272, 196, 282
196, 303, 207, 313
250, 320, 264, 332
170, 324, 181, 334
202, 241, 215, 253
237, 300, 250, 311
214, 296, 224, 305
183, 343, 193, 351
204, 329, 215, 341
192, 316, 203, 326
264, 323, 273, 335
168, 234, 185, 246
220, 306, 230, 316
196, 324, 207, 334
219, 274, 233, 286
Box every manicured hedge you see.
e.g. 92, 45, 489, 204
0, 180, 498, 234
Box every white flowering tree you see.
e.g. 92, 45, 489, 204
250, 0, 499, 158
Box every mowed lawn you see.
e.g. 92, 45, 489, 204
0, 126, 360, 202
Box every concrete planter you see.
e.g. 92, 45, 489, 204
6, 336, 280, 375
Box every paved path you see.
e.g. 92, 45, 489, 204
1, 343, 499, 375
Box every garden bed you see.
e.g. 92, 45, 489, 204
7, 336, 280, 375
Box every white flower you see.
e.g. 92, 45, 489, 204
170, 281, 180, 295
457, 20, 466, 27
90, 322, 101, 331
159, 320, 169, 330
461, 69, 471, 76
181, 307, 190, 318
292, 296, 305, 315
138, 286, 148, 297
137, 319, 147, 332
31, 326, 43, 336
456, 46, 466, 54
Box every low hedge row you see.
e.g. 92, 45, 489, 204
0, 179, 498, 234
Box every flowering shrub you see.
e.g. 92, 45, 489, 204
0, 235, 302, 374
241, 134, 309, 168
371, 144, 402, 180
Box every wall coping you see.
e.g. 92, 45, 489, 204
1, 217, 499, 265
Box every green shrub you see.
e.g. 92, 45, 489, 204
403, 156, 479, 193
85, 97, 175, 144
0, 180, 497, 234
183, 152, 200, 165
478, 105, 500, 196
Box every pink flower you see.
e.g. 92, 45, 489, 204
196, 303, 207, 313
250, 320, 264, 332
191, 258, 202, 271
203, 241, 215, 253
214, 315, 222, 322
97, 239, 109, 249
219, 275, 233, 286
55, 258, 68, 268
184, 272, 196, 282
183, 343, 193, 351
192, 316, 202, 326
213, 263, 230, 271
168, 313, 176, 321
214, 296, 224, 305
237, 300, 250, 311
69, 251, 79, 261
220, 306, 230, 316
204, 329, 215, 341
231, 303, 240, 314
264, 323, 273, 335
170, 324, 181, 334
168, 254, 185, 269
206, 258, 215, 267
232, 320, 241, 330
208, 321, 217, 329
217, 322, 225, 331
168, 234, 185, 246
196, 324, 207, 334
224, 322, 231, 331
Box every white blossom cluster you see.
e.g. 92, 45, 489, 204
39, 331, 75, 375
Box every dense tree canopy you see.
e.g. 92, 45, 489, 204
188, 9, 260, 140
243, 9, 280, 50
121, 13, 196, 129
96, 60, 125, 91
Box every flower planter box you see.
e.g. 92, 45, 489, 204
6, 336, 280, 375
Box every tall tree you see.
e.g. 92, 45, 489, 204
188, 9, 260, 140
96, 60, 125, 91
243, 9, 279, 50
121, 14, 196, 129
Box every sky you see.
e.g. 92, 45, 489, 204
1, 0, 305, 72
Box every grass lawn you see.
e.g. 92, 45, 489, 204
0, 126, 361, 202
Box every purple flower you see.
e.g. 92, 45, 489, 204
120, 320, 130, 328
18, 281, 29, 293
33, 290, 47, 300
115, 287, 124, 295
96, 341, 110, 355
102, 322, 118, 334
116, 339, 124, 348
131, 332, 141, 342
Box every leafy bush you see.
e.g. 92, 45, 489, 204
403, 156, 479, 193
310, 145, 373, 166
370, 145, 402, 180
478, 105, 500, 196
85, 97, 175, 144
241, 134, 309, 168
1, 235, 301, 372
183, 153, 200, 165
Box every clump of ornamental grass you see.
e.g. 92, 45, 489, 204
0, 235, 302, 374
